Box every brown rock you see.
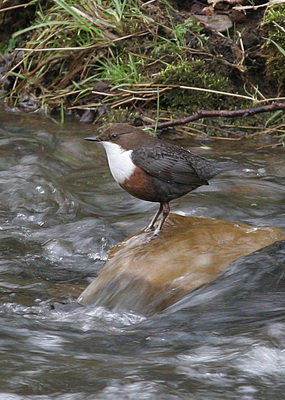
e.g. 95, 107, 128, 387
78, 214, 284, 315
195, 14, 233, 32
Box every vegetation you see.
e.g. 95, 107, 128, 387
158, 59, 230, 113
0, 0, 284, 140
262, 3, 285, 92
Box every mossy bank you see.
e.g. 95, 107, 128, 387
0, 0, 284, 138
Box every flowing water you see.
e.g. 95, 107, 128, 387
0, 105, 285, 399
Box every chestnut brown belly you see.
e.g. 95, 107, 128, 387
120, 166, 200, 203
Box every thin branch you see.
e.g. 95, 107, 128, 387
147, 102, 285, 129
0, 3, 33, 13
233, 0, 285, 10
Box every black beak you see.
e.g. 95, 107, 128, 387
84, 136, 101, 142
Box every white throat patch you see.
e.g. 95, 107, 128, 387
101, 141, 135, 184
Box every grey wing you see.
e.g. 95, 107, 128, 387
132, 145, 208, 186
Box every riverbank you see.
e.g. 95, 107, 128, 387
0, 0, 284, 139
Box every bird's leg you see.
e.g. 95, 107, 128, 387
145, 202, 163, 232
151, 202, 170, 238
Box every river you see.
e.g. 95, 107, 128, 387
0, 106, 285, 399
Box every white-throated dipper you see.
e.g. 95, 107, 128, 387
85, 123, 239, 238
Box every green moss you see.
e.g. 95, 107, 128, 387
262, 4, 285, 92
98, 107, 141, 127
0, 37, 18, 55
157, 59, 230, 113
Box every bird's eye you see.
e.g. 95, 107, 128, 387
110, 133, 118, 140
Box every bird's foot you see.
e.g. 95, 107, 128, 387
142, 225, 161, 240
149, 227, 161, 240
150, 233, 159, 240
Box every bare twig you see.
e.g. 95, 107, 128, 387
147, 102, 285, 129
0, 3, 32, 12
233, 0, 285, 11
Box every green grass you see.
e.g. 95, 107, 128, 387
96, 54, 144, 85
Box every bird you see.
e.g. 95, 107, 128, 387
85, 123, 239, 238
